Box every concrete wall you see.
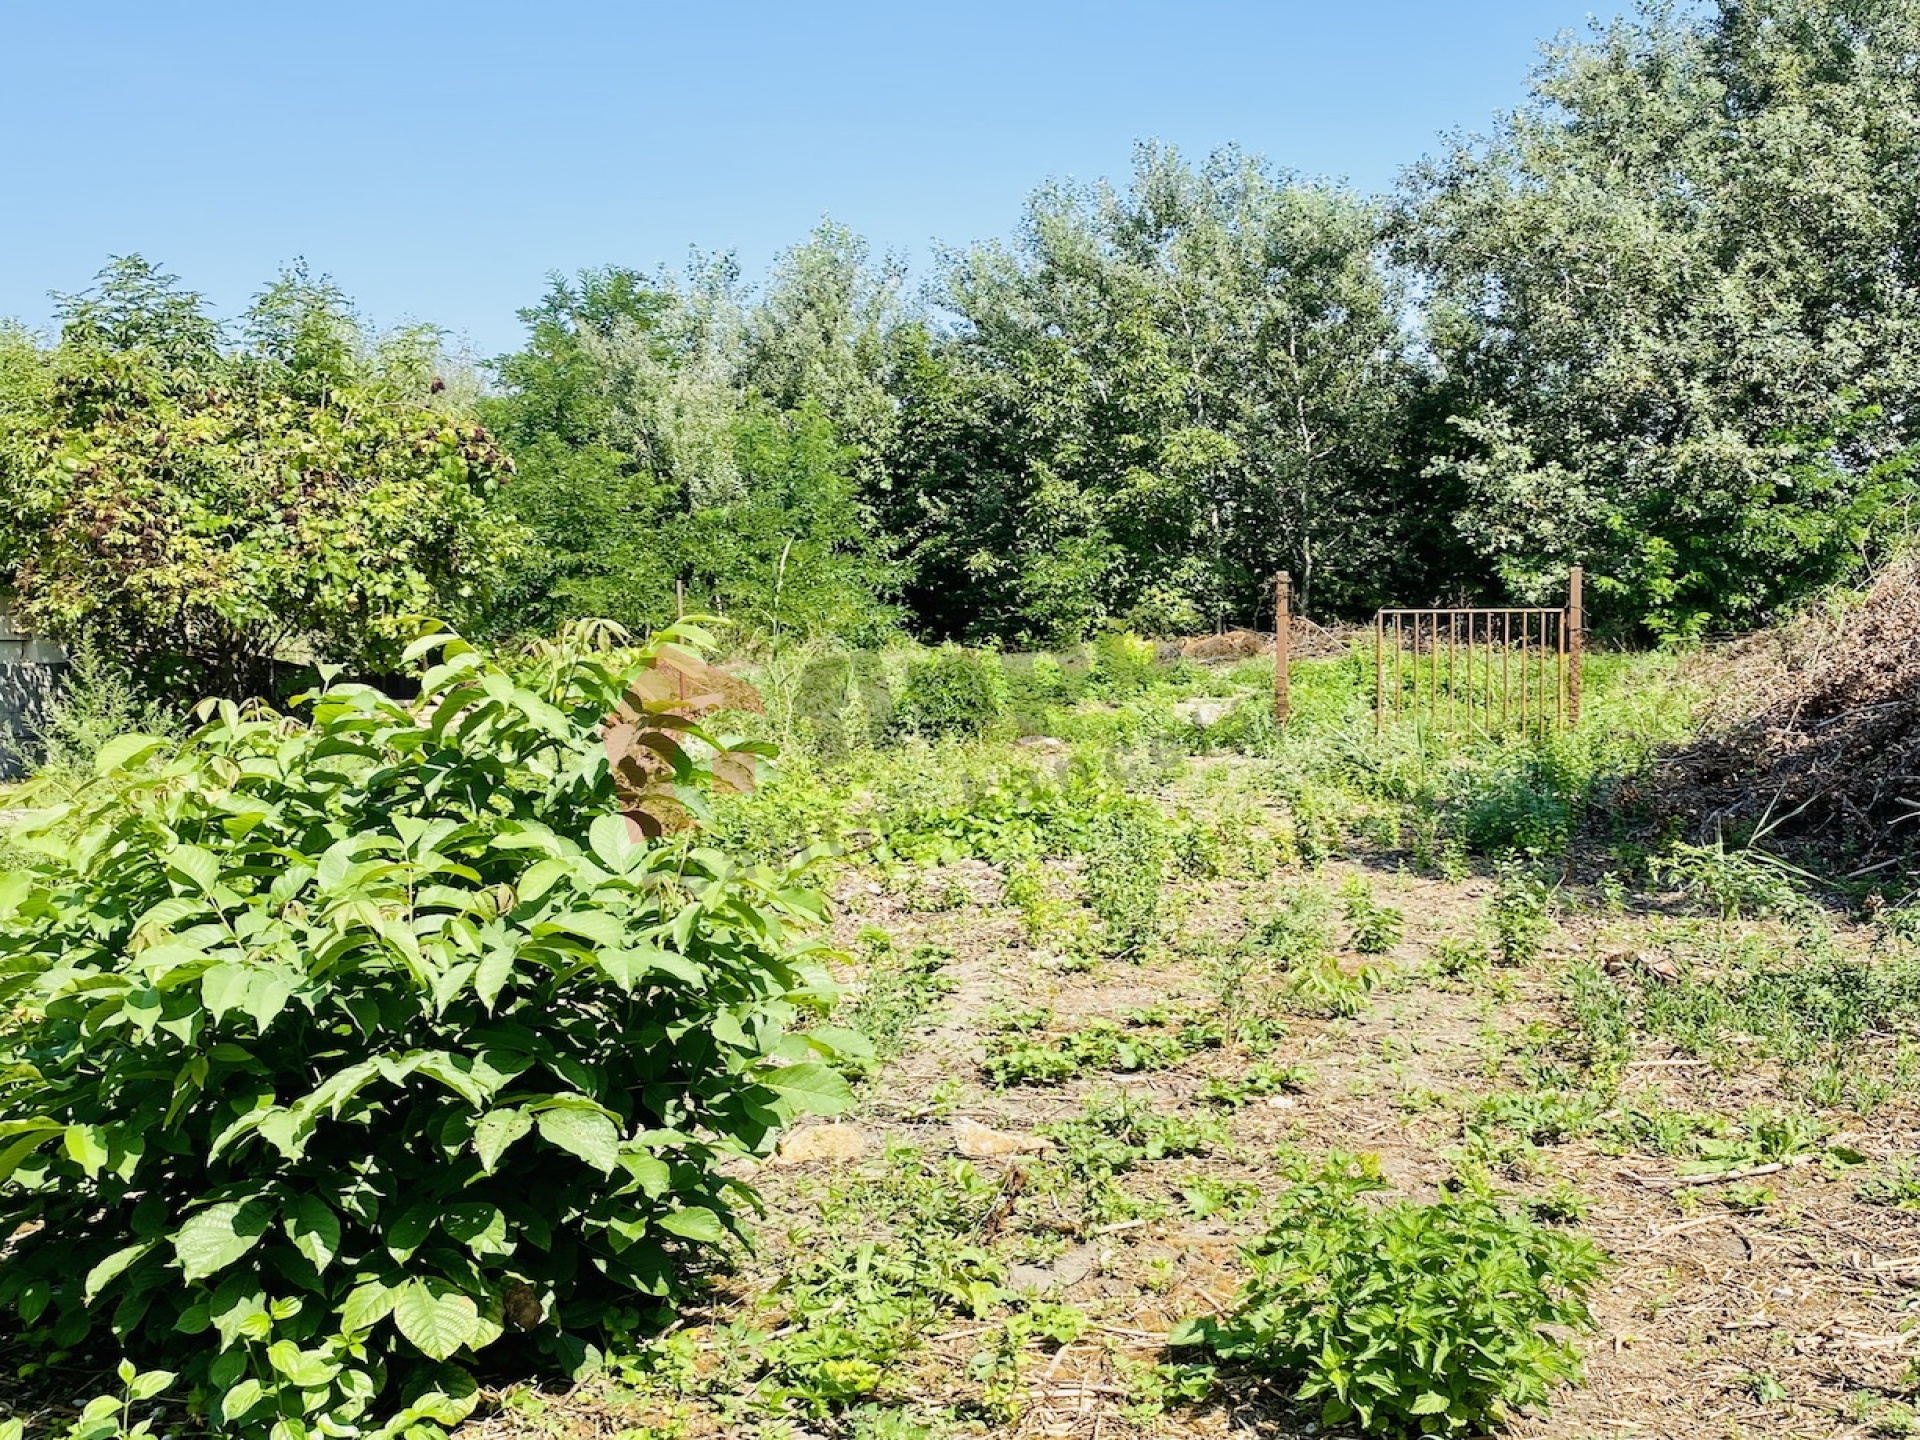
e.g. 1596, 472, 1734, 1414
0, 609, 68, 779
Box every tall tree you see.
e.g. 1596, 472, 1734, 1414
482, 248, 898, 646
1400, 0, 1920, 635
888, 144, 1419, 644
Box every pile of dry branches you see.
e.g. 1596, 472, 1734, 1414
1663, 555, 1920, 876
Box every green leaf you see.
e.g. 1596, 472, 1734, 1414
95, 733, 171, 774
216, 1377, 265, 1423
473, 946, 514, 1012
201, 963, 252, 1024
127, 1369, 175, 1402
172, 1198, 273, 1282
589, 812, 645, 874
473, 1108, 533, 1174
165, 844, 220, 894
658, 1206, 725, 1243
83, 1241, 154, 1303
285, 1195, 341, 1272
339, 1277, 402, 1333
62, 1123, 111, 1177
536, 1105, 620, 1173
391, 1279, 484, 1362
758, 1062, 855, 1117
1409, 1393, 1451, 1415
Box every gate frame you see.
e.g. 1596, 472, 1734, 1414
1369, 567, 1585, 734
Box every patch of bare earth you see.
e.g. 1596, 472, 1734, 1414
481, 828, 1920, 1439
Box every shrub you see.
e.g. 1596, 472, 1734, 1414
1175, 1153, 1602, 1435
1489, 859, 1553, 966
895, 646, 1010, 738
1087, 631, 1159, 697
0, 625, 854, 1430
1340, 877, 1405, 955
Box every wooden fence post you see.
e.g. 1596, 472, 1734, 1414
1567, 566, 1584, 728
1274, 571, 1291, 726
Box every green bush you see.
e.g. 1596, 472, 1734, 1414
1175, 1153, 1602, 1435
1080, 798, 1169, 955
0, 626, 854, 1430
1086, 631, 1159, 697
1489, 859, 1554, 966
895, 646, 1011, 738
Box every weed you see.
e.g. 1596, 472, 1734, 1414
1525, 1183, 1594, 1224
1489, 858, 1553, 965
1655, 839, 1810, 921
1856, 1159, 1920, 1209
1175, 1152, 1603, 1435
1199, 1061, 1314, 1108
896, 646, 1012, 739
1043, 1093, 1226, 1183
1340, 875, 1406, 955
1080, 798, 1169, 956
982, 1011, 1221, 1087
842, 938, 956, 1076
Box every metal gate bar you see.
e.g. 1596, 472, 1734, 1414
1372, 570, 1583, 735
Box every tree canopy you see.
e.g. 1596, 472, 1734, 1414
0, 259, 514, 694
6, 0, 1920, 675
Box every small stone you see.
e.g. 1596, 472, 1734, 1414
953, 1117, 1055, 1158
772, 1123, 870, 1167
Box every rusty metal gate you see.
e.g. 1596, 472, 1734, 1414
1373, 569, 1584, 733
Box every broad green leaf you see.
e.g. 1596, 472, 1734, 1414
391, 1279, 484, 1362
201, 963, 252, 1024
473, 946, 514, 1011
266, 1339, 337, 1388
127, 1369, 175, 1402
172, 1198, 273, 1282
536, 1106, 620, 1174
339, 1277, 403, 1333
589, 813, 643, 875
83, 1240, 154, 1303
62, 1123, 111, 1178
1409, 1393, 1451, 1415
473, 1108, 533, 1173
535, 910, 628, 948
285, 1195, 341, 1272
443, 1201, 510, 1258
758, 1062, 855, 1117
95, 733, 171, 774
165, 845, 220, 895
216, 1377, 265, 1422
658, 1206, 725, 1243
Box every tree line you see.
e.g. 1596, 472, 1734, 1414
5, 0, 1920, 688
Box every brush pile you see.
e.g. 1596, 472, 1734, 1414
1663, 555, 1920, 873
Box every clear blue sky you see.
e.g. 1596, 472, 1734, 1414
1, 1, 1614, 359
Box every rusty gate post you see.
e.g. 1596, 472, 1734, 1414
1567, 566, 1584, 728
1274, 571, 1291, 726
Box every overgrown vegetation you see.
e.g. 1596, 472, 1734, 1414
0, 626, 853, 1431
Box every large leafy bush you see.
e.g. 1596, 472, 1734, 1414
1174, 1153, 1601, 1435
0, 625, 853, 1430
0, 258, 518, 698
894, 646, 1010, 738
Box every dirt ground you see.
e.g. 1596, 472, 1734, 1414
477, 792, 1920, 1440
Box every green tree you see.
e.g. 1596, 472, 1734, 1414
0, 258, 517, 697
1400, 0, 1920, 634
889, 144, 1420, 644
483, 251, 898, 647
